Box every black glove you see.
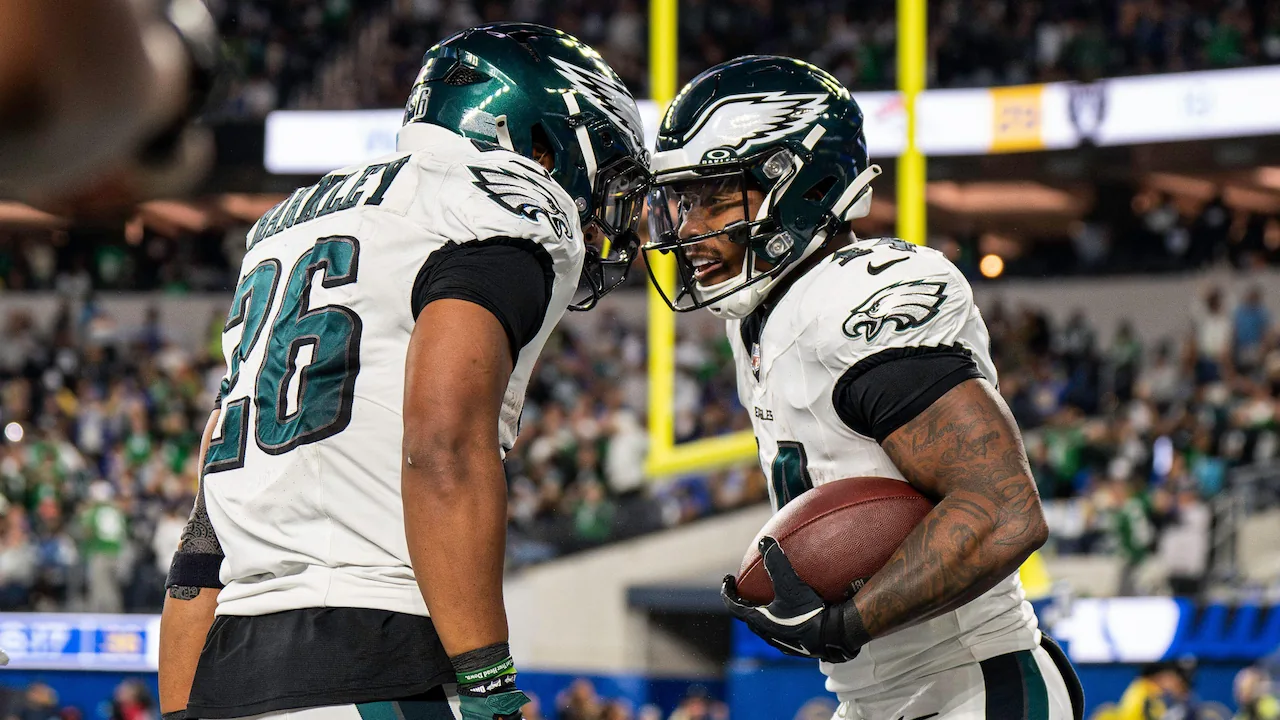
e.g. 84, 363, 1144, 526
452, 643, 529, 720
721, 536, 870, 664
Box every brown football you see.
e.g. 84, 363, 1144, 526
736, 477, 935, 604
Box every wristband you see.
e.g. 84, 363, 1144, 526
824, 599, 872, 656
452, 642, 518, 696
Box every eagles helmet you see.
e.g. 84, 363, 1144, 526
399, 23, 650, 310
643, 56, 882, 318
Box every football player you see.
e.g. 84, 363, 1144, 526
644, 56, 1084, 720
0, 0, 218, 202
157, 24, 648, 720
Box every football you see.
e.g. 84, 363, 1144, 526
735, 477, 935, 604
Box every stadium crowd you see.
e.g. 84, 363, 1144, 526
2, 652, 1279, 719
0, 675, 738, 720
937, 188, 1280, 280
1, 183, 1278, 294
205, 0, 1280, 117
0, 254, 1275, 613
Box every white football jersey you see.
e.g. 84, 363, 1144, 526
727, 237, 1039, 699
204, 124, 584, 618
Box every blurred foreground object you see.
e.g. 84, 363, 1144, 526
0, 0, 218, 212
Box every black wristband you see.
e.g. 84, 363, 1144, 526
450, 642, 512, 676
163, 710, 188, 720
166, 552, 224, 589
824, 600, 872, 657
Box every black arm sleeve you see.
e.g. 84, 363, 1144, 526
411, 238, 555, 362
832, 344, 984, 443
166, 476, 225, 589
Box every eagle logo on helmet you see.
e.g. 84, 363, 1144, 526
550, 56, 646, 154
681, 91, 828, 162
842, 280, 948, 342
470, 162, 572, 240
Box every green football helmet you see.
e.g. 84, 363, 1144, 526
399, 23, 650, 310
643, 56, 882, 319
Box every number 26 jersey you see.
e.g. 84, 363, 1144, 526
205, 124, 583, 618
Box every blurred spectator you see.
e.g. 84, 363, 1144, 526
520, 693, 545, 720
1138, 341, 1187, 410
557, 678, 602, 720
601, 700, 634, 720
1107, 478, 1156, 596
667, 687, 728, 720
572, 480, 616, 544
80, 481, 128, 613
14, 684, 59, 720
108, 680, 155, 720
604, 410, 647, 499
1111, 661, 1194, 720
1154, 486, 1211, 596
0, 502, 37, 609
1236, 666, 1280, 720
1235, 286, 1273, 373
151, 501, 188, 580
1191, 287, 1232, 383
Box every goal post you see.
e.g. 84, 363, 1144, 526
643, 0, 928, 479
897, 0, 927, 248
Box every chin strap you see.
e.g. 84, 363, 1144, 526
834, 164, 883, 221
494, 115, 514, 152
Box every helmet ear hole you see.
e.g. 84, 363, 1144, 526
443, 64, 489, 86
530, 124, 556, 172
803, 175, 838, 202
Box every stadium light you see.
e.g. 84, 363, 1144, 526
979, 254, 1005, 279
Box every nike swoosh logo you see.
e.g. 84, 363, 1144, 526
867, 257, 908, 275
757, 605, 824, 627
771, 639, 810, 655
896, 714, 939, 720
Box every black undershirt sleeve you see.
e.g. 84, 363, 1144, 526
832, 344, 984, 443
411, 238, 555, 362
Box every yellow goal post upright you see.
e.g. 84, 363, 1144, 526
644, 0, 929, 479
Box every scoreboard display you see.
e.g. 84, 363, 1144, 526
0, 613, 159, 671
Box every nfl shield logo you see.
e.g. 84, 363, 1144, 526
750, 342, 761, 379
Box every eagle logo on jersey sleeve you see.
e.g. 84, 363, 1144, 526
842, 279, 947, 342
469, 164, 572, 240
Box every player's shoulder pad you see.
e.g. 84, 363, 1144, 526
807, 237, 975, 366
434, 143, 582, 251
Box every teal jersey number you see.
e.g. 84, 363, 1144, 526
206, 236, 363, 473
205, 259, 280, 474
223, 259, 281, 391
770, 441, 813, 509
257, 236, 362, 453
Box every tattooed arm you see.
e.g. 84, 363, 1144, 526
852, 378, 1048, 638
159, 409, 222, 714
